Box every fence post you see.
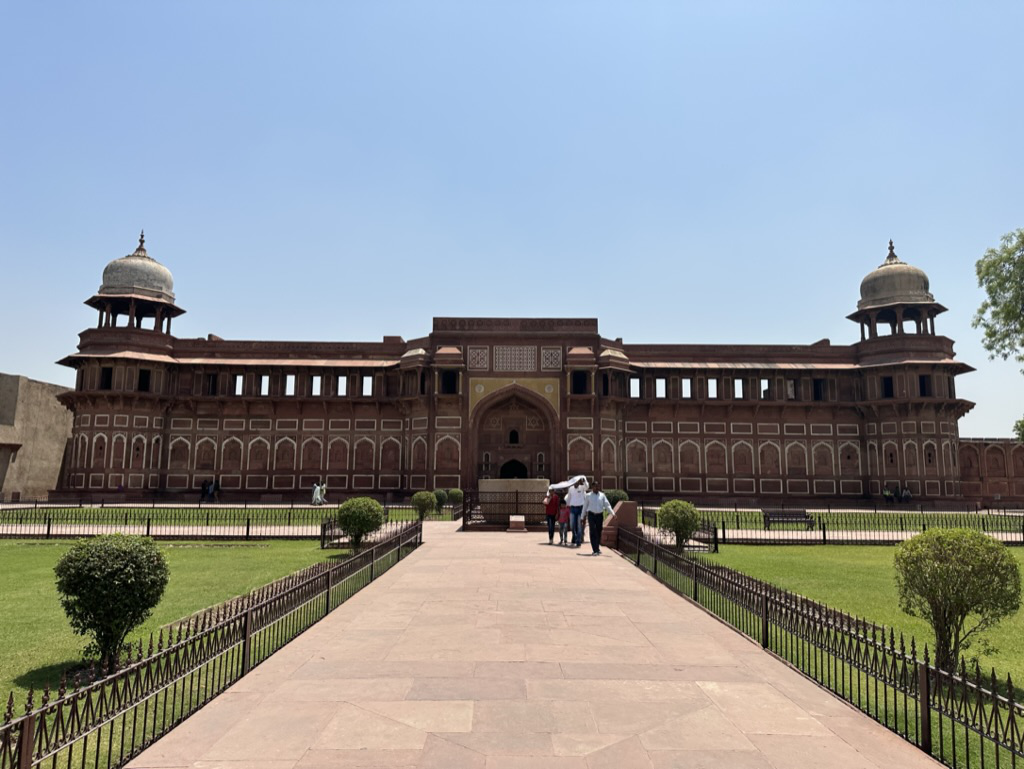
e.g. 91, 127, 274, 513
370, 545, 377, 581
712, 527, 719, 554
760, 593, 769, 648
45, 517, 51, 539
16, 710, 35, 769
821, 522, 827, 544
324, 568, 334, 617
917, 662, 932, 754
146, 517, 151, 537
246, 517, 251, 541
241, 609, 252, 675
652, 545, 658, 577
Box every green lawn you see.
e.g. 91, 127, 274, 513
708, 545, 1024, 685
0, 539, 344, 704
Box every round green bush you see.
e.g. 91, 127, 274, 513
54, 534, 170, 671
433, 488, 449, 508
411, 491, 436, 520
605, 489, 629, 508
895, 528, 1021, 672
447, 488, 464, 506
658, 500, 701, 552
336, 497, 386, 550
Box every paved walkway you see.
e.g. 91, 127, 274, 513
129, 522, 939, 769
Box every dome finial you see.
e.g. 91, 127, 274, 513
885, 239, 900, 264
139, 229, 145, 249
133, 229, 148, 257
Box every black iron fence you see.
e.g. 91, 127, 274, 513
460, 489, 549, 530
638, 504, 1024, 546
0, 521, 422, 769
617, 527, 1024, 768
0, 503, 461, 542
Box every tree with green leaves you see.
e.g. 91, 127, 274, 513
54, 535, 170, 671
657, 500, 701, 553
894, 528, 1020, 672
336, 497, 385, 550
973, 228, 1024, 440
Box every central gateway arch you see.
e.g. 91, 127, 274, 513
470, 384, 561, 482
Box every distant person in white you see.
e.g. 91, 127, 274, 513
583, 482, 614, 555
312, 482, 321, 506
565, 478, 589, 547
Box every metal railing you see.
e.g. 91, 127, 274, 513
617, 527, 1024, 767
0, 521, 422, 769
638, 504, 1024, 546
460, 489, 549, 530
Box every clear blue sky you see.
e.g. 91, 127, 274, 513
1, 2, 1021, 437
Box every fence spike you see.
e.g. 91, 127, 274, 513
4, 691, 13, 723
147, 635, 154, 657
41, 685, 50, 707
1008, 673, 1016, 704
58, 674, 67, 698
158, 629, 164, 652
24, 688, 34, 715
73, 671, 82, 691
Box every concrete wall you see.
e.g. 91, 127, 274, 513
0, 373, 72, 500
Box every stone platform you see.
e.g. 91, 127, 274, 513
128, 521, 939, 769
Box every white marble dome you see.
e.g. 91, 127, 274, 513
98, 232, 175, 302
857, 241, 933, 310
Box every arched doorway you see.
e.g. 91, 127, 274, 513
500, 459, 528, 479
473, 390, 554, 483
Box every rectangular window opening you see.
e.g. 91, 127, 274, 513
285, 374, 296, 396
760, 378, 770, 400
206, 373, 218, 396
336, 374, 348, 397
311, 374, 322, 397
259, 374, 270, 396
137, 369, 151, 393
440, 370, 459, 394
881, 376, 894, 399
813, 378, 826, 402
681, 377, 692, 399
918, 374, 932, 397
233, 374, 243, 396
601, 373, 609, 397
786, 379, 798, 400
707, 378, 719, 399
362, 375, 373, 397
571, 370, 589, 395
629, 377, 641, 399
100, 367, 113, 391
655, 378, 666, 398
733, 378, 746, 400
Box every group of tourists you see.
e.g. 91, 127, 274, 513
543, 476, 614, 555
311, 481, 329, 506
883, 485, 913, 504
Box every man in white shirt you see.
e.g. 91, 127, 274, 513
582, 482, 614, 555
565, 478, 589, 547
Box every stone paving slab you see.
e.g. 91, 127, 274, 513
128, 521, 941, 769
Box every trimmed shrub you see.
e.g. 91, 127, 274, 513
54, 534, 170, 671
433, 488, 449, 509
336, 497, 386, 550
605, 489, 629, 508
658, 500, 701, 552
411, 491, 436, 520
447, 488, 464, 507
895, 528, 1021, 672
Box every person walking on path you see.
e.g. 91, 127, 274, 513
557, 500, 570, 545
565, 478, 588, 547
583, 482, 614, 555
543, 490, 560, 544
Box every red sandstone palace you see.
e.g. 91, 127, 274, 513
55, 234, 1024, 504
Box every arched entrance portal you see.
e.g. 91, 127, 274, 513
500, 459, 528, 479
474, 391, 554, 482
